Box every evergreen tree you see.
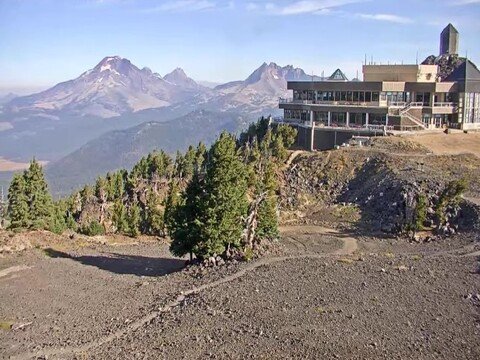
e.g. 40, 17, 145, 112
195, 142, 207, 172
183, 145, 196, 179
144, 190, 164, 236
49, 202, 67, 235
127, 202, 141, 237
198, 132, 248, 258
24, 159, 54, 229
173, 151, 186, 179
256, 161, 279, 239
168, 172, 204, 260
7, 173, 30, 229
112, 200, 128, 234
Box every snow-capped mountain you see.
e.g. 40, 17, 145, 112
6, 56, 208, 118
0, 58, 320, 164
213, 62, 314, 109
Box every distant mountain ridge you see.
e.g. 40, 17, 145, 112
6, 56, 208, 118
0, 57, 325, 196
46, 109, 247, 195
4, 58, 318, 120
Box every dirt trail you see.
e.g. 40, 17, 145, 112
12, 226, 358, 360
0, 265, 32, 279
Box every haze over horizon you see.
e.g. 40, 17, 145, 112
1, 0, 480, 95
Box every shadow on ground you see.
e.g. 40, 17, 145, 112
43, 248, 186, 277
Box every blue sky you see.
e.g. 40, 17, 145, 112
0, 0, 479, 94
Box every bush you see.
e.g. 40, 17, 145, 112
79, 220, 105, 236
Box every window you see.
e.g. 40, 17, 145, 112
353, 91, 359, 102
335, 91, 341, 101
365, 92, 372, 102
359, 92, 365, 102
372, 92, 379, 102
347, 91, 353, 102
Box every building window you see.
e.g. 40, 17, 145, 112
369, 114, 386, 125
331, 112, 347, 126
372, 92, 379, 102
365, 92, 372, 102
314, 111, 328, 125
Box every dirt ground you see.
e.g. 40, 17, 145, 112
1, 227, 479, 359
401, 132, 480, 158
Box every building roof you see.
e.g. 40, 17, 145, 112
444, 59, 480, 82
441, 23, 459, 35
328, 69, 348, 81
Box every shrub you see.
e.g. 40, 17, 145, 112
79, 220, 105, 236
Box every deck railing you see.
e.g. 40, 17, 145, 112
279, 98, 378, 106
433, 102, 456, 107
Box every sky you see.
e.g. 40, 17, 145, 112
0, 0, 479, 94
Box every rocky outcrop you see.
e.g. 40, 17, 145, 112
280, 145, 480, 235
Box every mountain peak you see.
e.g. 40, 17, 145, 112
93, 56, 133, 75
164, 68, 199, 88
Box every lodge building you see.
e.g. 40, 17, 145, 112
277, 24, 480, 142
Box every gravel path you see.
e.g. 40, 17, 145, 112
1, 228, 479, 359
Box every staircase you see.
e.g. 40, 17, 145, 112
397, 102, 426, 129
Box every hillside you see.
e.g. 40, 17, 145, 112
46, 110, 248, 196
2, 136, 480, 359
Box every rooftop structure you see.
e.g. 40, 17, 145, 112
440, 23, 459, 56
277, 25, 480, 151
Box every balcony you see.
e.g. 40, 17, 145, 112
279, 98, 381, 107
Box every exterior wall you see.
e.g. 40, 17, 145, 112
363, 65, 437, 82
440, 27, 459, 55
285, 123, 385, 151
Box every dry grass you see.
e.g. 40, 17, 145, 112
404, 132, 480, 158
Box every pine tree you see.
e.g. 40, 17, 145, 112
112, 200, 128, 234
183, 145, 196, 179
195, 142, 207, 172
168, 172, 205, 260
127, 202, 141, 237
24, 159, 54, 230
256, 161, 279, 239
144, 190, 164, 236
198, 132, 248, 258
7, 173, 30, 229
49, 202, 67, 235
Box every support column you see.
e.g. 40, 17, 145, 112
310, 110, 314, 127
385, 114, 389, 126
346, 112, 350, 128
327, 111, 331, 126
310, 121, 315, 151
365, 112, 369, 127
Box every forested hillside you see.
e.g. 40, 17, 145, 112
4, 118, 297, 260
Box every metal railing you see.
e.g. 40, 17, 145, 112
279, 98, 378, 106
433, 102, 456, 107
388, 101, 407, 107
